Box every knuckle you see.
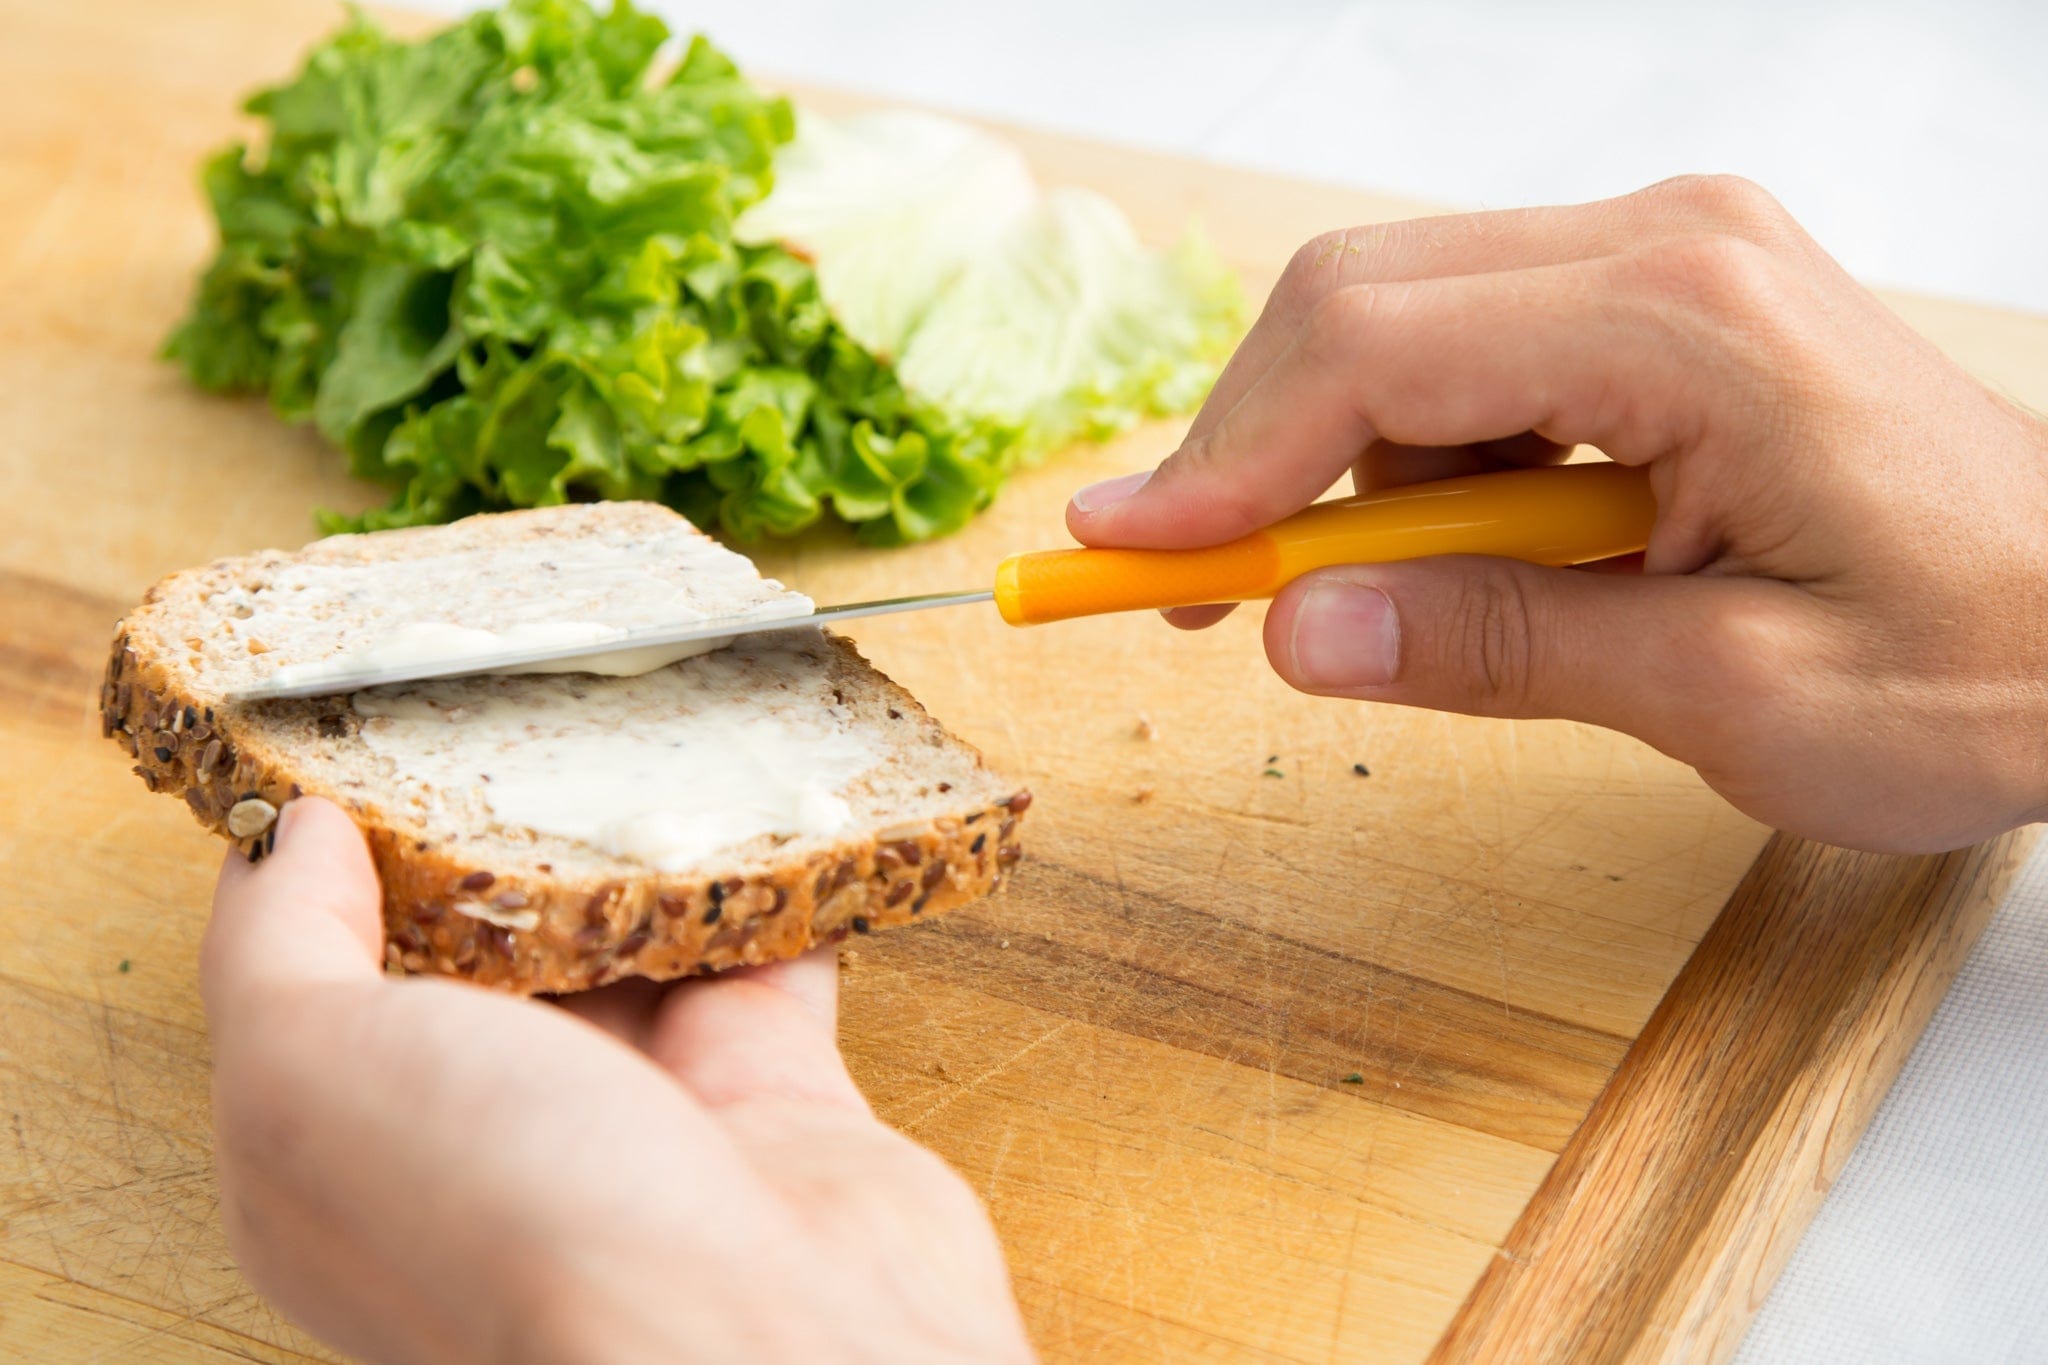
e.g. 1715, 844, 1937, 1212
1631, 233, 1788, 319
1622, 234, 1826, 406
1298, 284, 1378, 370
1683, 594, 1813, 727
1446, 567, 1537, 713
1647, 173, 1794, 238
1156, 429, 1277, 538
1280, 228, 1363, 304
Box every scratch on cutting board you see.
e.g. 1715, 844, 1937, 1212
77, 1277, 290, 1362
1106, 841, 1135, 936
1180, 1120, 1484, 1246
946, 625, 1024, 758
897, 1020, 1074, 1135
980, 1127, 1016, 1207
1210, 836, 1234, 887
92, 979, 178, 1304
4, 973, 238, 1344
10, 1111, 82, 1283
1324, 1205, 1365, 1365
1184, 800, 1320, 833
1, 135, 91, 291
1444, 721, 1515, 1022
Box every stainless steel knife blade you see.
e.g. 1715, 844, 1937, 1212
226, 589, 994, 702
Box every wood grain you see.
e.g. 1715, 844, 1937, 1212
1, 0, 2044, 1360
1433, 828, 2040, 1363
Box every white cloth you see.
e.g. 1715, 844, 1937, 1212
406, 2, 2048, 1354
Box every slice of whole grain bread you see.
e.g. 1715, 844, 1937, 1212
100, 504, 1028, 995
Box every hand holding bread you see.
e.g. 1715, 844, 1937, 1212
203, 799, 1035, 1363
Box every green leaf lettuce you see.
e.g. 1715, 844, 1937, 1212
167, 1, 1241, 543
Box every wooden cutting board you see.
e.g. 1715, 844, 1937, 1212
2, 0, 2041, 1359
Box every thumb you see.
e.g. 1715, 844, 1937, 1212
645, 948, 870, 1115
201, 797, 386, 1030
1264, 557, 1786, 754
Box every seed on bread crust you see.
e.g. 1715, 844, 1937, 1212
877, 839, 921, 870
456, 897, 540, 932
226, 797, 278, 839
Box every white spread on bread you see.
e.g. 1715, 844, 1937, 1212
114, 502, 1021, 992
269, 616, 790, 686
248, 521, 813, 690
350, 642, 879, 872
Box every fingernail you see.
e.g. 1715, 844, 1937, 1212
1071, 469, 1151, 514
1291, 580, 1400, 688
262, 794, 313, 859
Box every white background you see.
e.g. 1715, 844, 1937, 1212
608, 0, 2048, 314
411, 1, 2048, 1356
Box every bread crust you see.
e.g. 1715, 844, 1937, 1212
100, 626, 1030, 996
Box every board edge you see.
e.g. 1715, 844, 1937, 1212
1428, 824, 2041, 1364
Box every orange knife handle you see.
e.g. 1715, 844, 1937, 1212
995, 536, 1283, 625
993, 462, 1654, 626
